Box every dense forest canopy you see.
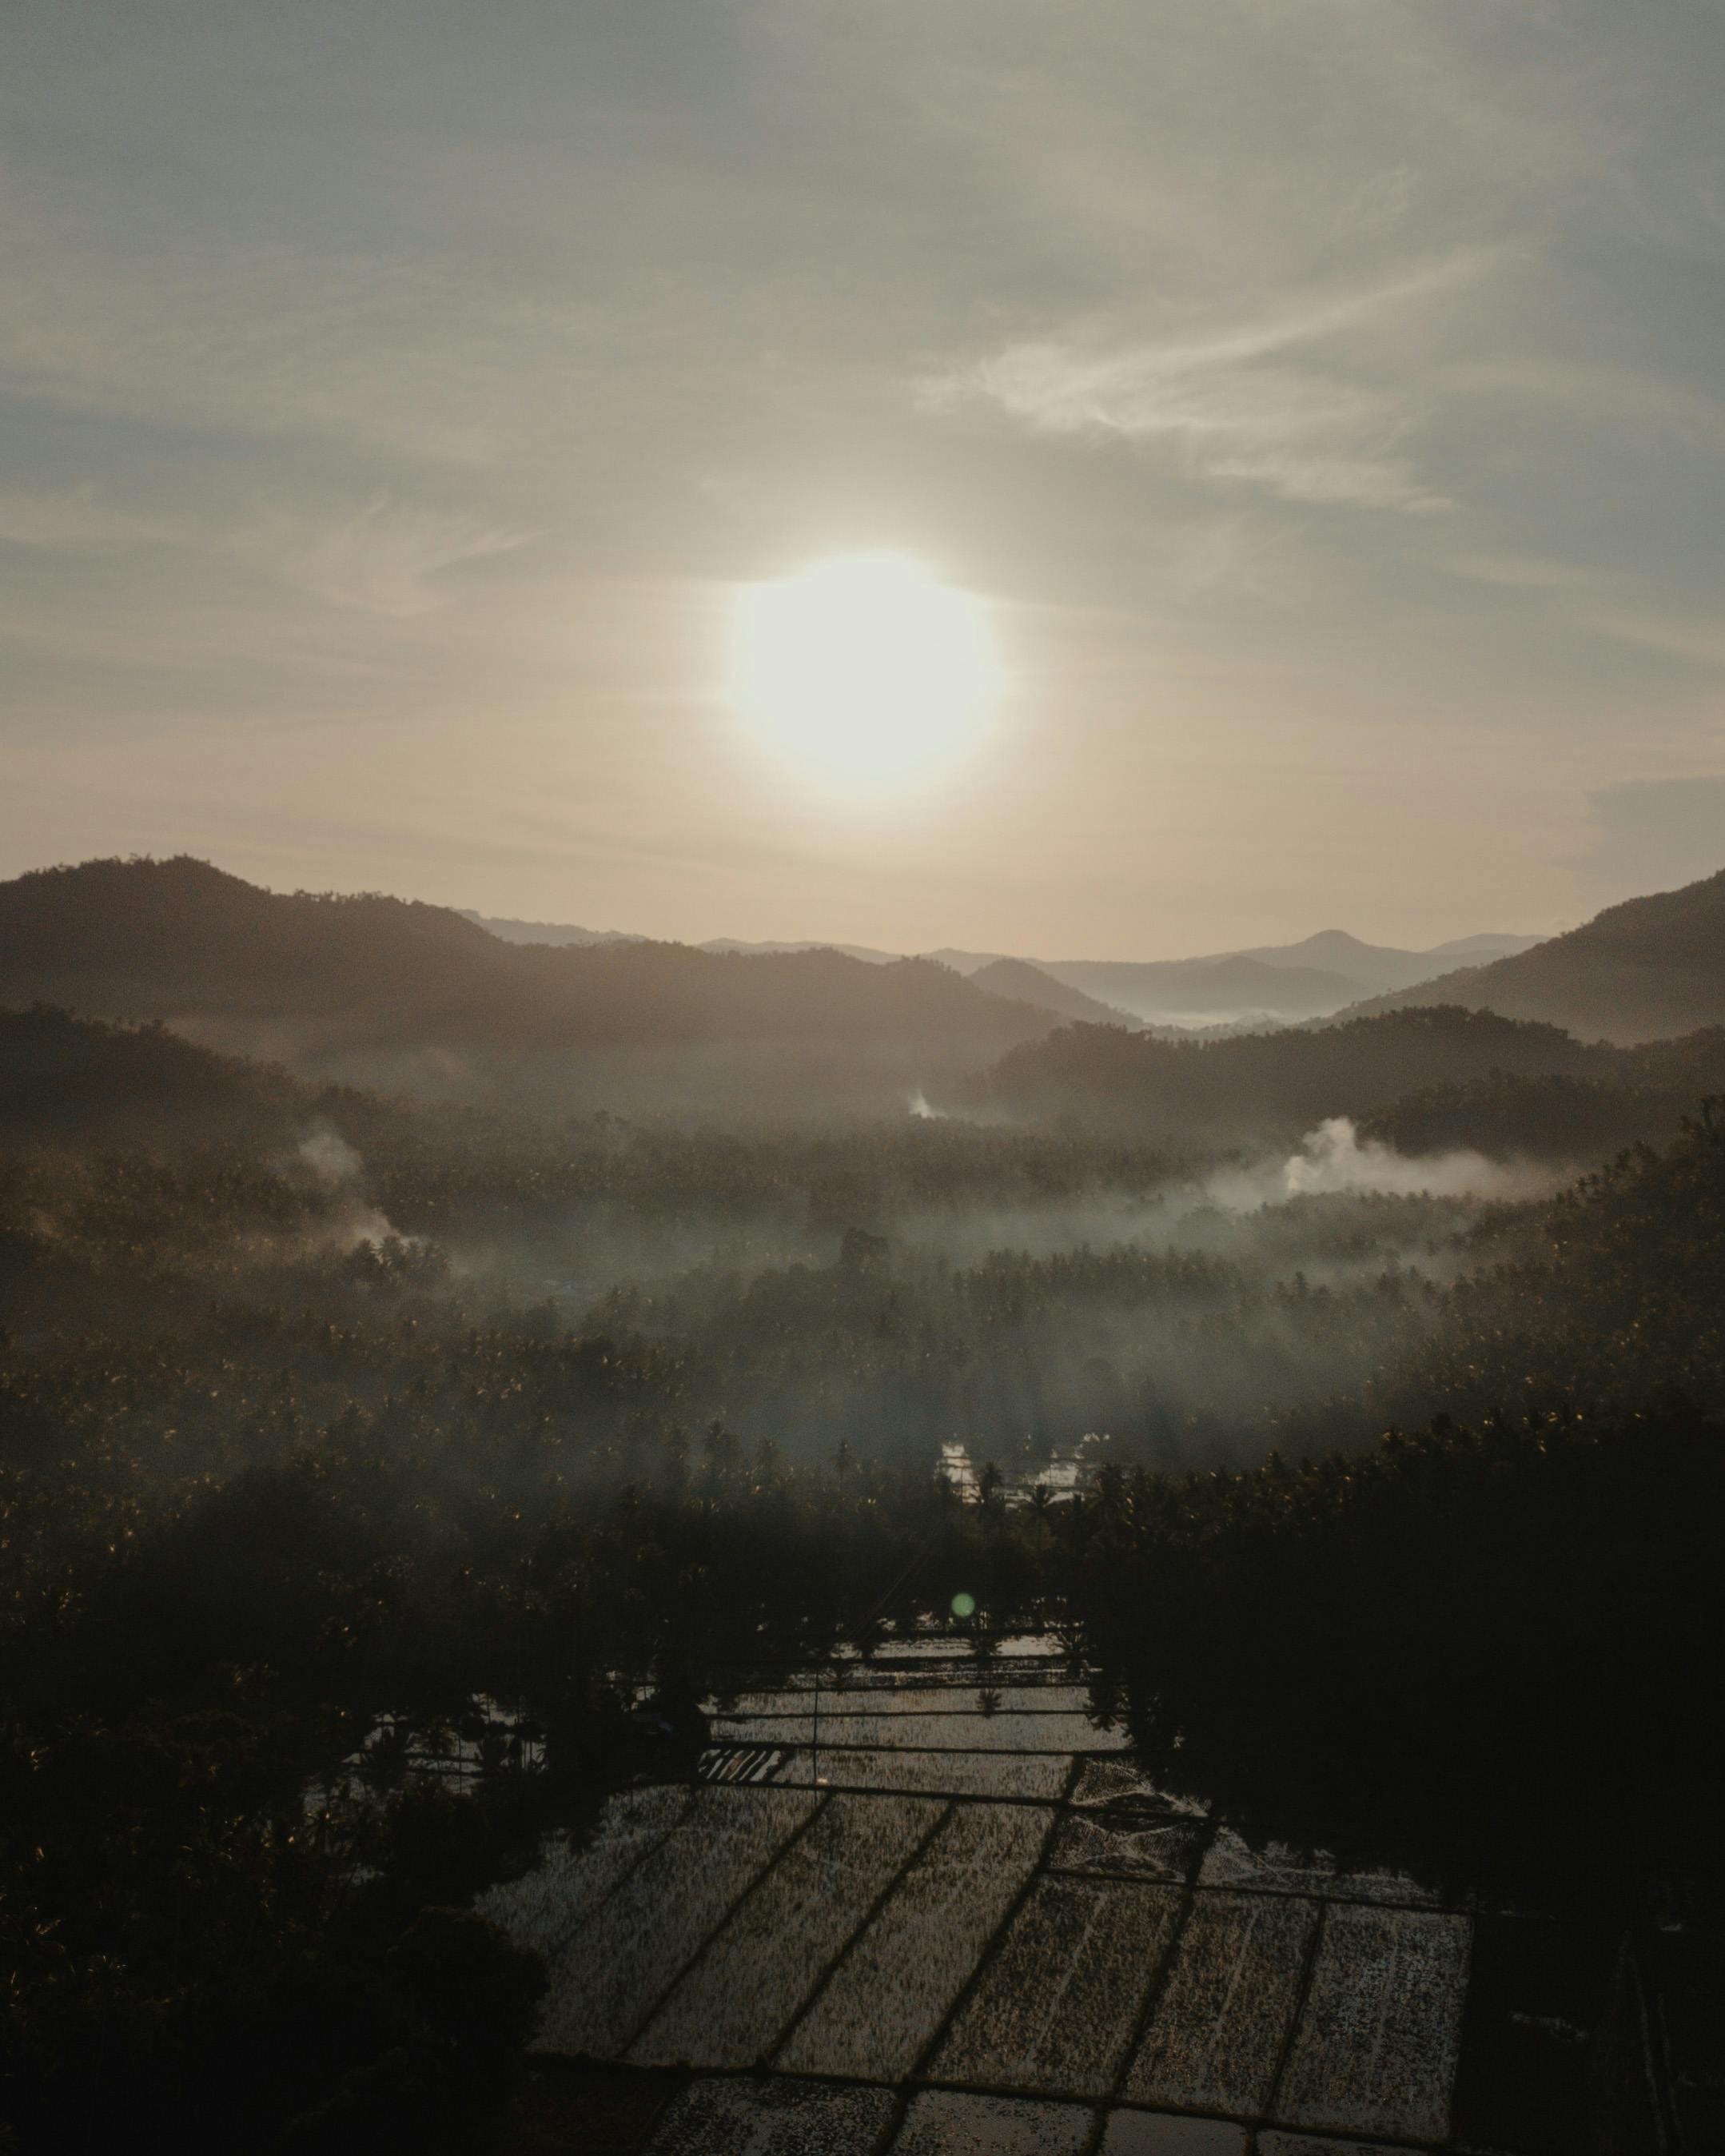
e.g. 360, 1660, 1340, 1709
962, 1001, 1725, 1145
2, 856, 1723, 2150
6, 1003, 1725, 1469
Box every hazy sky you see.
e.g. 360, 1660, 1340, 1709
3, 0, 1723, 958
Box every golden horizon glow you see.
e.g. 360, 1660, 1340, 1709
727, 552, 1006, 795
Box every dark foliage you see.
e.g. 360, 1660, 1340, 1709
968, 1002, 1725, 1145
1070, 1396, 1725, 1897
3, 987, 1723, 2146
968, 1003, 1603, 1138
1064, 1106, 1725, 1892
0, 857, 1054, 1114
1358, 1031, 1725, 1160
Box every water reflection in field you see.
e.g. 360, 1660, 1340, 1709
466, 1632, 1683, 2152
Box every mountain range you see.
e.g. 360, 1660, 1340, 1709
1344, 870, 1725, 1043
5, 858, 1721, 1131
961, 1002, 1725, 1146
460, 913, 1544, 1026
0, 858, 1051, 1113
946, 929, 1544, 1022
954, 863, 1725, 1132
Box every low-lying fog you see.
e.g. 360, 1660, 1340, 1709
414, 1114, 1568, 1471
6, 1088, 1576, 1477
452, 1113, 1555, 1301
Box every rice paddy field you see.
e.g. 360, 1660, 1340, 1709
480, 1639, 1662, 2153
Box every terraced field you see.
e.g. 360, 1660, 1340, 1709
480, 1640, 1657, 2153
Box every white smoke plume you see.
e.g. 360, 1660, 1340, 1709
292, 1123, 402, 1249
297, 1126, 365, 1186
1194, 1115, 1556, 1215
1281, 1116, 1512, 1199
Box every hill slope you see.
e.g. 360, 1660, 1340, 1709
1042, 931, 1544, 1023
457, 910, 637, 949
0, 1005, 314, 1151
0, 859, 1054, 1110
963, 1005, 1618, 1142
1046, 952, 1367, 1022
447, 917, 1542, 1019
1233, 928, 1540, 996
1345, 867, 1725, 1043
968, 957, 1137, 1027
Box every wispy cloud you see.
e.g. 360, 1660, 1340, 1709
1568, 775, 1725, 900
1442, 554, 1602, 592
1576, 609, 1725, 672
0, 488, 169, 554
0, 476, 532, 620
1442, 357, 1725, 456
920, 253, 1492, 512
255, 496, 535, 617
0, 196, 608, 468
1441, 556, 1725, 676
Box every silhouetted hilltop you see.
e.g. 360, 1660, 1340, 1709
2, 856, 501, 996
969, 957, 1137, 1028
1357, 1028, 1725, 1162
699, 935, 898, 963
0, 1004, 314, 1150
1046, 950, 1360, 1022
456, 910, 637, 949
1344, 867, 1725, 1042
1425, 930, 1547, 962
1235, 927, 1541, 994
1042, 931, 1542, 1024
444, 915, 1543, 1021
0, 858, 1054, 1109
966, 1005, 1617, 1140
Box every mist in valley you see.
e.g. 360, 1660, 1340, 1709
6, 880, 1724, 2154
11, 0, 1725, 2130
459, 1113, 1553, 1471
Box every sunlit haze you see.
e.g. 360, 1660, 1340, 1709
728, 554, 1004, 796
4, 2, 1725, 954
6, 15, 1725, 2143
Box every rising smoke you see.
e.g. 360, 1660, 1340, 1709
293, 1122, 404, 1250
1279, 1116, 1551, 1202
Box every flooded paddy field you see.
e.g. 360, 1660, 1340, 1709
480, 1640, 1695, 2153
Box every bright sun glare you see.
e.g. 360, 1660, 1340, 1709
728, 552, 1005, 792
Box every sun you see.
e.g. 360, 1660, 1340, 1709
727, 552, 1005, 792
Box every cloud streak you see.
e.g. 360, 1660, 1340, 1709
261, 497, 535, 617
0, 488, 172, 555
0, 478, 531, 620
920, 253, 1492, 512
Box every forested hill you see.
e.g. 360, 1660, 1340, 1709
1341, 865, 1725, 1042
0, 859, 1054, 1108
0, 1005, 318, 1151
965, 1002, 1725, 1146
